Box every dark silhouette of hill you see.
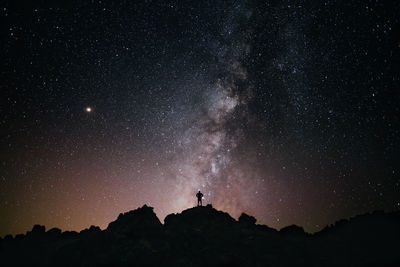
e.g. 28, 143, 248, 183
0, 204, 399, 266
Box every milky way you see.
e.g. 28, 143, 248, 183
1, 1, 399, 236
162, 3, 254, 217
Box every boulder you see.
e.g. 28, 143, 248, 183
106, 204, 162, 237
238, 213, 257, 225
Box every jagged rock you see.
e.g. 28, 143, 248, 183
61, 230, 79, 238
47, 227, 62, 236
14, 234, 25, 240
80, 225, 101, 235
26, 224, 46, 239
164, 204, 236, 230
0, 206, 399, 266
279, 224, 306, 235
238, 213, 256, 225
29, 224, 46, 234
106, 204, 162, 237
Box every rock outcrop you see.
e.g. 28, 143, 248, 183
0, 205, 399, 266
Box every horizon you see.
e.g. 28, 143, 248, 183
0, 202, 395, 238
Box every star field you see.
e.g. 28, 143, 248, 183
1, 0, 399, 236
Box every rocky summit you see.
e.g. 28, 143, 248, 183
0, 205, 399, 266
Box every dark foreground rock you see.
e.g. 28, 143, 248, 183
0, 205, 399, 266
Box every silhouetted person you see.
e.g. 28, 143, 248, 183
196, 190, 203, 206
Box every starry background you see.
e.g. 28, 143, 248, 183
1, 0, 399, 236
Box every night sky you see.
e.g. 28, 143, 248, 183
1, 1, 399, 236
